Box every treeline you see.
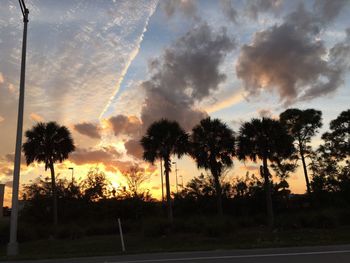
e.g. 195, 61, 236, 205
140, 108, 350, 228
16, 108, 350, 232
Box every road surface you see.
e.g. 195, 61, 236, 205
9, 244, 350, 263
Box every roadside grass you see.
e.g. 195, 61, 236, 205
1, 225, 350, 261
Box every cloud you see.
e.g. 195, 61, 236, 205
104, 160, 133, 173
141, 22, 235, 131
204, 89, 246, 113
246, 0, 284, 20
301, 28, 350, 101
99, 2, 158, 119
0, 116, 4, 123
124, 139, 143, 159
0, 1, 159, 125
109, 23, 235, 161
314, 0, 348, 23
70, 147, 121, 166
108, 115, 141, 137
220, 0, 238, 23
236, 4, 350, 105
74, 122, 101, 139
5, 153, 26, 165
29, 113, 44, 122
0, 72, 4, 84
162, 0, 197, 18
258, 108, 273, 118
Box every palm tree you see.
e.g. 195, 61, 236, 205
141, 119, 189, 223
280, 108, 322, 195
237, 118, 294, 229
22, 122, 75, 226
190, 117, 235, 216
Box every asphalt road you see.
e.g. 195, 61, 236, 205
9, 244, 350, 263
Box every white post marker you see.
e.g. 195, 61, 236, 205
118, 218, 126, 252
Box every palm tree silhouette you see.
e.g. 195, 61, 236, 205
141, 119, 189, 223
190, 117, 235, 216
22, 122, 75, 226
237, 118, 294, 229
280, 109, 322, 195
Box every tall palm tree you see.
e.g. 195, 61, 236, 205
190, 117, 235, 216
22, 122, 75, 226
237, 118, 294, 229
141, 119, 189, 223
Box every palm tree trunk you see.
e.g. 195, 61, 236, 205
49, 162, 58, 227
262, 157, 274, 229
164, 156, 173, 224
299, 143, 311, 195
213, 173, 223, 217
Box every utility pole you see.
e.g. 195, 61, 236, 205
8, 0, 29, 256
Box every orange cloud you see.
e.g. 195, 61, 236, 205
107, 114, 141, 137
29, 113, 44, 122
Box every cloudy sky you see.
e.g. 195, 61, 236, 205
0, 0, 349, 205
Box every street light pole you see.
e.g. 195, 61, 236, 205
69, 167, 74, 183
7, 0, 29, 256
172, 162, 178, 194
160, 159, 164, 203
179, 175, 184, 189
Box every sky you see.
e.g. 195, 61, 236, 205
0, 0, 349, 206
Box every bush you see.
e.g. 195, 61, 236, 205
0, 219, 9, 244
56, 224, 85, 239
142, 218, 171, 237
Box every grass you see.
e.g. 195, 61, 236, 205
1, 226, 350, 261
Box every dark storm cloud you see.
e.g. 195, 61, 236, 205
74, 122, 101, 139
162, 0, 197, 18
141, 22, 235, 131
236, 4, 350, 105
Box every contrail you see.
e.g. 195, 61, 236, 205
99, 1, 159, 120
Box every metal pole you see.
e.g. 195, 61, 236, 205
0, 184, 5, 218
7, 2, 29, 256
160, 159, 164, 203
117, 218, 126, 252
173, 162, 178, 194
69, 167, 74, 183
180, 175, 184, 189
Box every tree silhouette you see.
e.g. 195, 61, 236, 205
280, 109, 322, 195
190, 117, 235, 216
322, 109, 350, 160
22, 122, 75, 226
81, 167, 111, 202
237, 118, 294, 229
122, 164, 151, 200
141, 119, 189, 223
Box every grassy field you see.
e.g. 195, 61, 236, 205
1, 226, 350, 261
